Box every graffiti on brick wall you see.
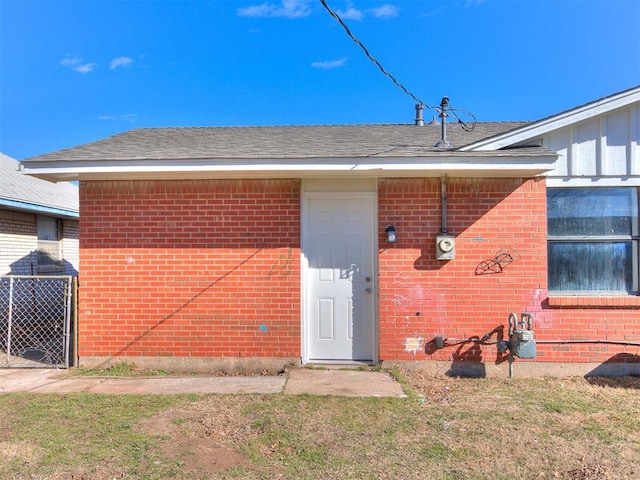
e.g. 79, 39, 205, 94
475, 248, 520, 275
268, 248, 294, 277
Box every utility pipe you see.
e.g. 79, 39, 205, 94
536, 339, 640, 347
441, 175, 448, 234
414, 103, 424, 126
436, 337, 640, 348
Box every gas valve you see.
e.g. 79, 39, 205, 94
508, 312, 536, 359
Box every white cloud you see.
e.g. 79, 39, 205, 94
73, 63, 97, 74
368, 4, 399, 18
311, 58, 348, 69
60, 55, 97, 74
336, 7, 363, 20
333, 3, 399, 21
98, 114, 138, 122
237, 0, 312, 18
59, 55, 82, 67
110, 56, 134, 70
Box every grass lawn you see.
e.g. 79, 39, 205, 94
0, 368, 638, 480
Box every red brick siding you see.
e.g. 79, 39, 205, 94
77, 177, 638, 366
79, 179, 301, 359
378, 177, 639, 365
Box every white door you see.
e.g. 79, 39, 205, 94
303, 194, 376, 362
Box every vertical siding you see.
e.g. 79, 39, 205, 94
603, 109, 630, 174
546, 104, 639, 181
574, 121, 599, 176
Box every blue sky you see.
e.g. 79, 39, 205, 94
1, 0, 639, 160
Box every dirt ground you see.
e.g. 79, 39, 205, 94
133, 395, 258, 475
131, 371, 640, 479
135, 408, 251, 474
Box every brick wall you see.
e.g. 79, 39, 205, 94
77, 176, 638, 369
378, 177, 639, 366
78, 179, 301, 360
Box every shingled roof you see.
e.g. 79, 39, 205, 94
24, 122, 527, 163
0, 153, 78, 218
20, 121, 558, 181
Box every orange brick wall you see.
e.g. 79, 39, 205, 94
78, 179, 301, 360
77, 176, 638, 368
378, 177, 639, 366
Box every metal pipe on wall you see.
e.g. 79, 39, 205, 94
441, 175, 448, 234
536, 339, 640, 347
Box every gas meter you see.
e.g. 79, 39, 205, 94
508, 312, 536, 359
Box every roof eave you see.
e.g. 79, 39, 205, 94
21, 153, 558, 181
0, 198, 79, 218
459, 85, 640, 152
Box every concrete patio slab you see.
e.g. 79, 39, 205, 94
284, 368, 407, 397
0, 369, 285, 395
0, 367, 406, 397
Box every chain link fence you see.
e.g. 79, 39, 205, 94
0, 275, 75, 368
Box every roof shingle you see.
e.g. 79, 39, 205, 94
1, 153, 78, 215
22, 123, 528, 163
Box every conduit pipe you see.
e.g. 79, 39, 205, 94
441, 175, 448, 234
434, 337, 640, 348
536, 339, 640, 347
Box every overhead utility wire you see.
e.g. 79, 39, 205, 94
319, 0, 431, 109
448, 105, 477, 132
320, 0, 477, 131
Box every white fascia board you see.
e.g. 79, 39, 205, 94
546, 176, 640, 187
460, 87, 640, 152
20, 154, 557, 181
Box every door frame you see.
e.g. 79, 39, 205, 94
300, 183, 379, 365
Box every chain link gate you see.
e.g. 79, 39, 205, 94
0, 276, 75, 368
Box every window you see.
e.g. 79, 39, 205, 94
547, 188, 639, 294
37, 216, 63, 273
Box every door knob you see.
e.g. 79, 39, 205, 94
365, 287, 372, 294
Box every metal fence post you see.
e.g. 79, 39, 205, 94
7, 276, 14, 360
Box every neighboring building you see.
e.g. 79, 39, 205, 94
20, 86, 639, 376
1, 153, 79, 276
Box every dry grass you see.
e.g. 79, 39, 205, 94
0, 370, 639, 479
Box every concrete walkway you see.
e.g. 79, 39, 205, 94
0, 367, 406, 397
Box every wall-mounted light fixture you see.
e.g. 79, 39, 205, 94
385, 225, 397, 243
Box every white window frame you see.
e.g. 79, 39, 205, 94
547, 187, 639, 295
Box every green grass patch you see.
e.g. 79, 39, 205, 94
0, 393, 186, 479
1, 374, 639, 479
71, 361, 169, 377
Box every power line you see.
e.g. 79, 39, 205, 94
319, 0, 431, 109
320, 0, 477, 131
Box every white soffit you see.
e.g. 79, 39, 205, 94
20, 153, 557, 182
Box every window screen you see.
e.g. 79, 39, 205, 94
547, 188, 638, 294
